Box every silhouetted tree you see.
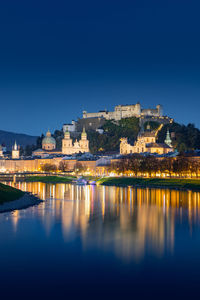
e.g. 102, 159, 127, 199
41, 163, 57, 172
58, 161, 68, 172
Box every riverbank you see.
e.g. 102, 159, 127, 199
25, 175, 75, 183
0, 193, 42, 213
0, 182, 42, 213
98, 177, 200, 191
0, 182, 24, 204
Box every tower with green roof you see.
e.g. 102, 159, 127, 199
164, 129, 172, 147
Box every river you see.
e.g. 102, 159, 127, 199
1, 182, 200, 298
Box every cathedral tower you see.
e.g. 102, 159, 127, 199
79, 127, 89, 152
62, 129, 73, 154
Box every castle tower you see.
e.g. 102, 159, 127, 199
156, 104, 163, 117
62, 129, 73, 154
12, 141, 20, 159
79, 127, 89, 152
135, 102, 141, 115
164, 129, 172, 147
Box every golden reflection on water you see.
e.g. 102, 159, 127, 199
5, 182, 200, 261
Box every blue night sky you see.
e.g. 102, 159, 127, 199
0, 0, 200, 135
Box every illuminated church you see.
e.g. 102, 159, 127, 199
62, 127, 89, 155
120, 125, 173, 155
42, 130, 56, 150
12, 141, 20, 159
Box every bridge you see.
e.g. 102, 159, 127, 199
0, 172, 52, 182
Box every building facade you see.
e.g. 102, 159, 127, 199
63, 120, 76, 133
62, 128, 89, 155
120, 129, 173, 155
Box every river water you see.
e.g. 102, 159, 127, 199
1, 182, 200, 298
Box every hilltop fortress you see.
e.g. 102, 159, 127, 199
63, 102, 173, 133
83, 103, 163, 121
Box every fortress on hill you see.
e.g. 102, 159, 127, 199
83, 103, 163, 121
64, 102, 173, 133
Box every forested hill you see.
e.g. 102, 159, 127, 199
49, 118, 200, 154
0, 130, 38, 150
85, 120, 200, 153
157, 122, 200, 152
87, 120, 200, 153
88, 118, 140, 153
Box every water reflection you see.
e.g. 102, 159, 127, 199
2, 182, 200, 261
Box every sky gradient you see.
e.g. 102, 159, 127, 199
0, 0, 200, 135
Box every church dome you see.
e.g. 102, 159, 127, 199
42, 130, 56, 147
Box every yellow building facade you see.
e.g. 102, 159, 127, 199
62, 128, 89, 155
120, 129, 173, 155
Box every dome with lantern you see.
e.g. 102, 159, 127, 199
42, 130, 56, 150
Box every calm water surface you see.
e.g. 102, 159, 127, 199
1, 182, 200, 298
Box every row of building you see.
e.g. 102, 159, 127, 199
0, 123, 175, 174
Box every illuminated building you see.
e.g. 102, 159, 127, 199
62, 127, 89, 155
83, 103, 164, 120
12, 141, 20, 159
42, 130, 56, 150
120, 125, 174, 155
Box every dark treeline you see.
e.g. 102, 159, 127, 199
110, 154, 200, 178
40, 161, 87, 174
158, 123, 200, 152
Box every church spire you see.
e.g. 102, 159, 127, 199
164, 129, 172, 147
14, 141, 17, 150
81, 127, 87, 140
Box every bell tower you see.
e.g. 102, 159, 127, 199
62, 129, 73, 154
79, 127, 89, 152
12, 141, 20, 159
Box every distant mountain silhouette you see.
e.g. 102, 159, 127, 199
0, 130, 38, 150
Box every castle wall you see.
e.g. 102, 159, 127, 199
82, 103, 163, 121
76, 117, 106, 132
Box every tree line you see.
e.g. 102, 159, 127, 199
109, 154, 200, 178
40, 161, 87, 174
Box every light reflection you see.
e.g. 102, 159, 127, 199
3, 182, 200, 261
